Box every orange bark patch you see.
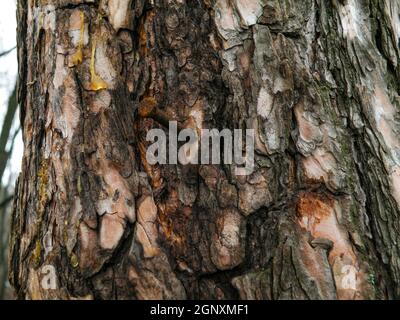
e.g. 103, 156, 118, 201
157, 189, 186, 251
138, 97, 157, 118
138, 140, 163, 189
296, 192, 333, 221
296, 192, 353, 264
296, 192, 366, 299
138, 10, 155, 56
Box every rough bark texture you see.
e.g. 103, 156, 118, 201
9, 0, 400, 299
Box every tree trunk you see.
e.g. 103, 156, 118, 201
9, 0, 400, 300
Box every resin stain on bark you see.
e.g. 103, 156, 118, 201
70, 11, 85, 66
89, 40, 108, 91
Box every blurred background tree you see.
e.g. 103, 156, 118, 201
0, 82, 18, 299
0, 0, 20, 300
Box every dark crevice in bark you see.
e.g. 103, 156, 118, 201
351, 135, 397, 299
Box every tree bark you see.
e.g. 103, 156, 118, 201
9, 0, 400, 300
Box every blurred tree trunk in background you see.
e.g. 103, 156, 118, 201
0, 187, 12, 299
9, 0, 400, 300
0, 86, 17, 181
0, 187, 8, 299
0, 84, 18, 299
0, 47, 16, 59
